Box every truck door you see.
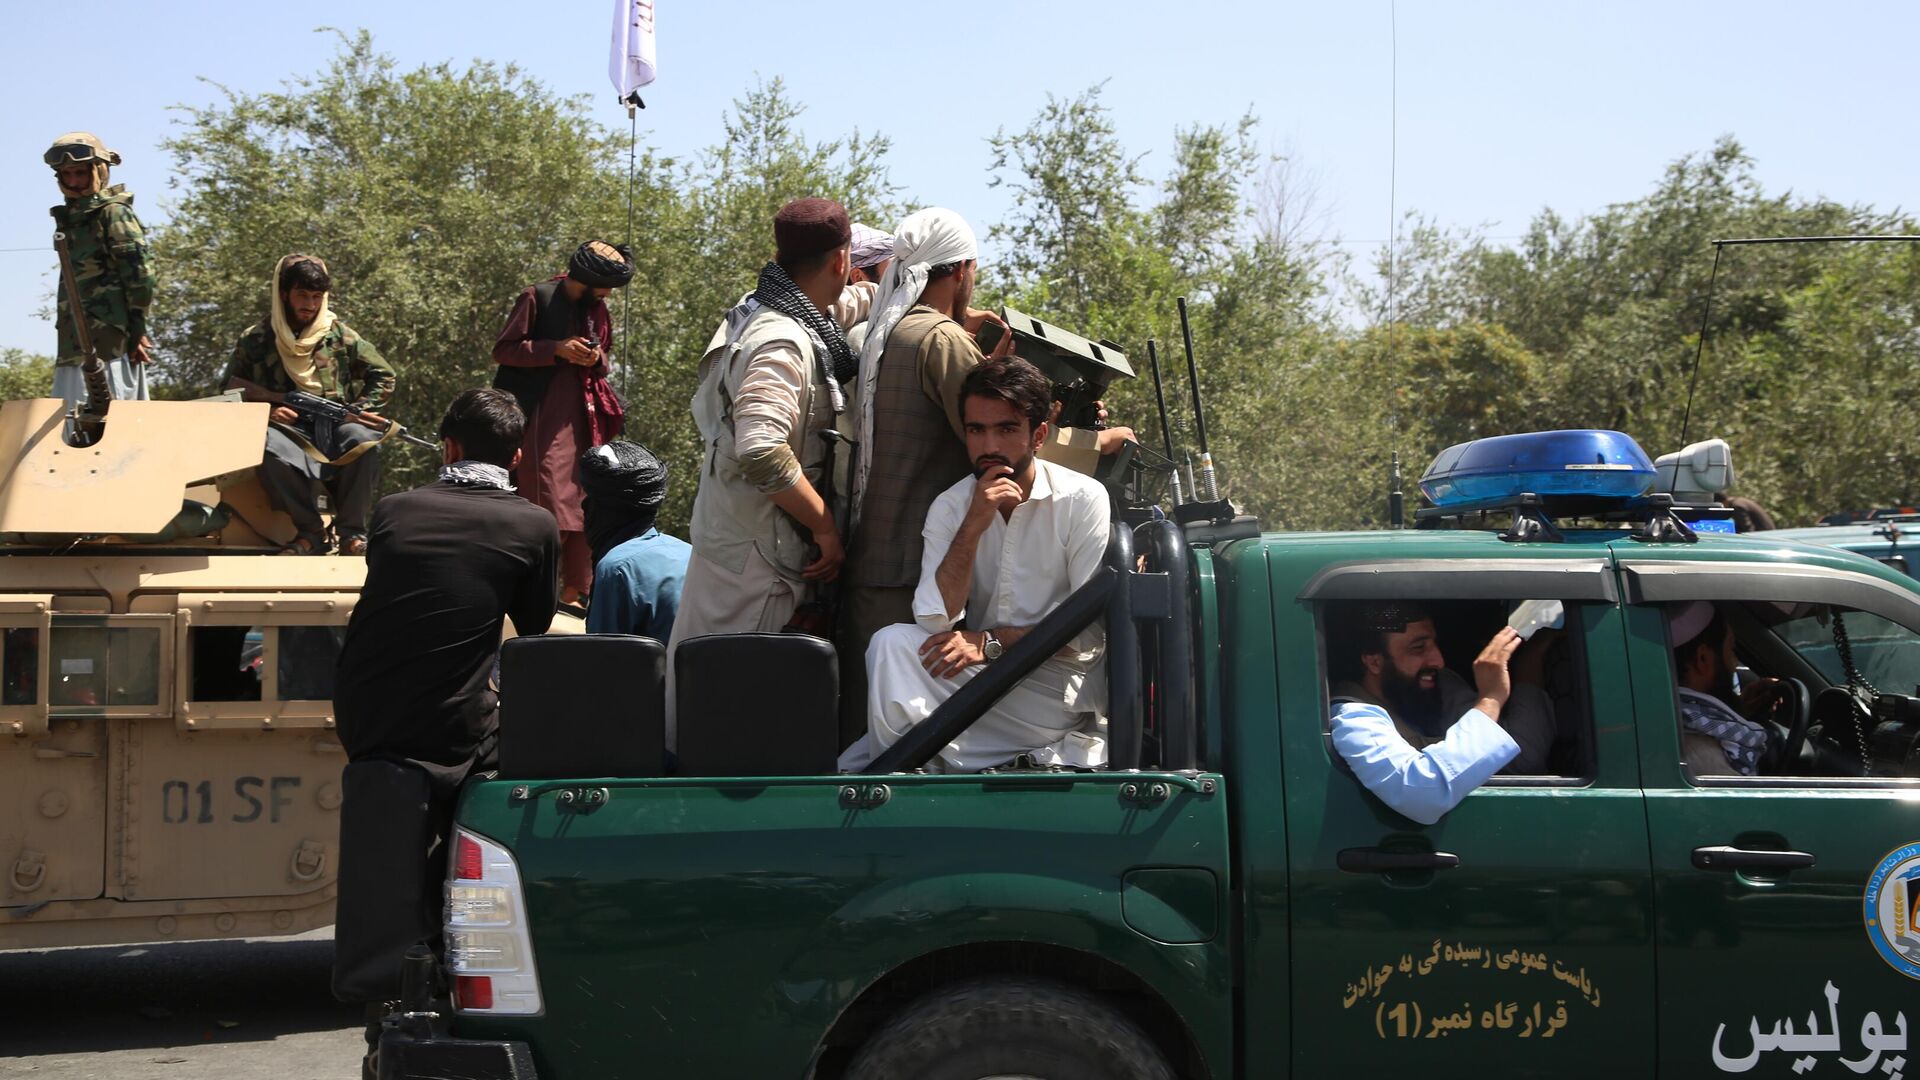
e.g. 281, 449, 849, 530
1281, 558, 1655, 1077
1619, 557, 1920, 1077
0, 598, 89, 909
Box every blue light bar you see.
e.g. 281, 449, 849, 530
1692, 516, 1737, 534
1421, 430, 1656, 509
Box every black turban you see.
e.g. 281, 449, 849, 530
580, 440, 669, 564
568, 240, 636, 289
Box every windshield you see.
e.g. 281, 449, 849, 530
1774, 607, 1920, 695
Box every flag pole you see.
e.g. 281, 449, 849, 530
622, 91, 642, 405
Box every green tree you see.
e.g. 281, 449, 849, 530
152, 28, 645, 493
0, 350, 54, 403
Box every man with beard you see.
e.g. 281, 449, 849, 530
1668, 601, 1775, 775
1328, 604, 1555, 824
839, 207, 1133, 746
668, 198, 875, 694
226, 254, 395, 555
581, 439, 690, 642
839, 358, 1111, 773
493, 241, 632, 605
46, 132, 154, 404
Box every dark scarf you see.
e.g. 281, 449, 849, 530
752, 261, 857, 384
580, 441, 669, 565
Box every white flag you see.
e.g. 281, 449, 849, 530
609, 0, 657, 98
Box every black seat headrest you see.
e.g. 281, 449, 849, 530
675, 633, 837, 777
498, 634, 666, 779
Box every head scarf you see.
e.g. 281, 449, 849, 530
269, 254, 337, 389
580, 440, 670, 564
1668, 600, 1716, 649
850, 208, 979, 530
849, 223, 895, 269
568, 240, 636, 289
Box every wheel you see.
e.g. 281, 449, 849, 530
844, 977, 1176, 1080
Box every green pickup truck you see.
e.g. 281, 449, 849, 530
383, 431, 1920, 1080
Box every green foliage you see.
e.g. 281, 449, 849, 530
142, 34, 1916, 535
0, 349, 54, 403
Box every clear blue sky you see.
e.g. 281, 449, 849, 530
2, 0, 1913, 354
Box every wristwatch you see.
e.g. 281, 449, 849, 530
982, 630, 1004, 662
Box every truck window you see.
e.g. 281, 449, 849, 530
277, 626, 344, 701
1674, 599, 1920, 782
1320, 598, 1596, 779
188, 624, 264, 702
4, 626, 37, 705
49, 624, 162, 707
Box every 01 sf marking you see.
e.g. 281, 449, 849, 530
158, 776, 302, 825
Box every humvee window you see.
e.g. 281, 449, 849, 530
1320, 598, 1596, 779
49, 624, 162, 707
3, 627, 37, 706
277, 626, 345, 701
189, 625, 265, 702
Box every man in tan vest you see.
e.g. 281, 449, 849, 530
668, 199, 875, 738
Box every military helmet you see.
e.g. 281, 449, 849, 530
44, 132, 121, 169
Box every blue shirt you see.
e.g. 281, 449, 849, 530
586, 529, 692, 642
1330, 702, 1520, 825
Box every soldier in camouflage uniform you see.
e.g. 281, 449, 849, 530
225, 254, 396, 555
46, 132, 153, 404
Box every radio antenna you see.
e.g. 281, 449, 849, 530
1388, 451, 1405, 528
1147, 339, 1186, 505
1176, 297, 1219, 502
1681, 233, 1920, 449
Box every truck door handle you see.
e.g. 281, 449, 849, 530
1337, 848, 1461, 873
1691, 845, 1815, 872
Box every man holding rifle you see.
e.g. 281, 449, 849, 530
226, 254, 396, 555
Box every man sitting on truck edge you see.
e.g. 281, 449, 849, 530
839, 357, 1112, 773
225, 253, 396, 555
332, 388, 559, 1052
1328, 604, 1556, 824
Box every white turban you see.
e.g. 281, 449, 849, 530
1668, 600, 1717, 648
849, 223, 894, 269
849, 208, 980, 528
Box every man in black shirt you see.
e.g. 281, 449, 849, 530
332, 388, 558, 1040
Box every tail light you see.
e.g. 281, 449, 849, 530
444, 827, 542, 1016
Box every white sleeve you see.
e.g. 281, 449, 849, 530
913, 489, 968, 633
829, 282, 877, 330
731, 339, 808, 460
1059, 484, 1112, 663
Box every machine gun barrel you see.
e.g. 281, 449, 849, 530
51, 226, 112, 433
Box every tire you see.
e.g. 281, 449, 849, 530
844, 976, 1178, 1080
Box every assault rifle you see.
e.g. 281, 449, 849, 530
51, 224, 113, 443
281, 390, 439, 454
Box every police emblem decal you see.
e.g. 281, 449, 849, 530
1864, 842, 1920, 980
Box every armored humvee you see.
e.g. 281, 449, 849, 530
0, 396, 572, 951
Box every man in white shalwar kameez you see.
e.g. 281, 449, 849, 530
839, 358, 1111, 773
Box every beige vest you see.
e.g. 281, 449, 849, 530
689, 305, 838, 581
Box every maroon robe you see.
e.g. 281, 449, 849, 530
491, 279, 625, 593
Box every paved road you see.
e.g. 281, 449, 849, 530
0, 929, 365, 1079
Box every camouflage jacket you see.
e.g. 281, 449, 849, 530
51, 185, 154, 365
225, 320, 395, 411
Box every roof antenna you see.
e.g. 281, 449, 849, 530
1388, 451, 1405, 528
1147, 339, 1186, 506
1176, 297, 1219, 503
1171, 297, 1260, 544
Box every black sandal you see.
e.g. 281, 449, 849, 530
278, 534, 328, 556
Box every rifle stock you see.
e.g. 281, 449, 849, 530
50, 225, 111, 433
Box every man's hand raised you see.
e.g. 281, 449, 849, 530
968, 464, 1023, 524
1472, 627, 1523, 721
